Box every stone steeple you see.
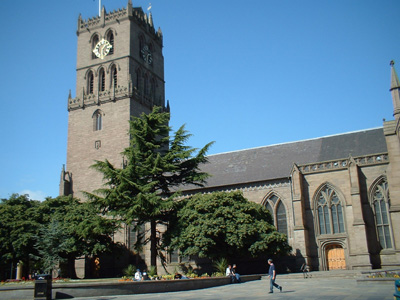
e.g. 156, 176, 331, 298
390, 60, 400, 120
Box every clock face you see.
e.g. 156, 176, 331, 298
141, 45, 153, 64
93, 39, 113, 59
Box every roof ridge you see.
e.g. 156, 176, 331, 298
208, 126, 384, 157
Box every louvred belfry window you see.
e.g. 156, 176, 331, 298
88, 71, 94, 94
99, 68, 105, 92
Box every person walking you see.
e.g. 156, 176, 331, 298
268, 259, 282, 293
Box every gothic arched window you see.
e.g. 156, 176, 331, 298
99, 68, 105, 92
264, 194, 288, 236
87, 71, 94, 94
107, 31, 114, 55
93, 110, 103, 131
92, 35, 99, 59
135, 69, 141, 91
111, 66, 117, 88
316, 186, 345, 235
144, 74, 149, 96
139, 35, 145, 57
371, 179, 392, 249
150, 78, 156, 98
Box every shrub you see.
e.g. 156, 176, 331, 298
149, 265, 157, 278
213, 258, 228, 274
123, 264, 136, 277
212, 272, 224, 277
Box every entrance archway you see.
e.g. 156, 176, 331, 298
326, 244, 346, 270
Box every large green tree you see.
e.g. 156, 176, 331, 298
86, 107, 213, 267
164, 191, 291, 261
36, 196, 117, 278
0, 194, 42, 280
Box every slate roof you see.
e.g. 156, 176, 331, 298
182, 127, 387, 191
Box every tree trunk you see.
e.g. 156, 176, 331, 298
150, 220, 157, 269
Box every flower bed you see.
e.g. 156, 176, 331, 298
364, 270, 400, 279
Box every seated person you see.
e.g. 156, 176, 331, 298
134, 269, 143, 281
142, 270, 149, 280
226, 265, 235, 283
232, 264, 241, 283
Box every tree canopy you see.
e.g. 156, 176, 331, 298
0, 194, 41, 278
35, 196, 117, 277
86, 107, 214, 267
0, 194, 117, 280
164, 191, 291, 261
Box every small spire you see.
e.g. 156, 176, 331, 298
390, 60, 400, 91
148, 12, 153, 27
389, 60, 400, 119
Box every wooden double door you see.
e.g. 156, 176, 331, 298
326, 244, 346, 270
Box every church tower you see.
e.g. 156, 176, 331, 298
61, 1, 168, 200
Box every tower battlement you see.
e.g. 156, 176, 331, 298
77, 2, 162, 45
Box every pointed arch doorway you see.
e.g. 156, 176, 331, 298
326, 244, 346, 270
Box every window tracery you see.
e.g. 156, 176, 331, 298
316, 185, 345, 235
370, 178, 392, 249
264, 193, 288, 236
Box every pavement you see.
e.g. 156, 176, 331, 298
70, 272, 397, 300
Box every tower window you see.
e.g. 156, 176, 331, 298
107, 31, 114, 55
92, 35, 99, 59
136, 69, 141, 91
150, 78, 156, 98
88, 71, 94, 94
316, 186, 345, 235
128, 222, 145, 252
93, 110, 103, 131
139, 35, 145, 57
111, 66, 118, 88
99, 68, 105, 92
371, 179, 392, 249
264, 194, 288, 236
144, 74, 149, 96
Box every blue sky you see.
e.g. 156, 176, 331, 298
0, 0, 399, 201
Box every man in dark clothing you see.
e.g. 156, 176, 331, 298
268, 259, 282, 293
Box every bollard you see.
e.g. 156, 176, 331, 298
394, 280, 400, 300
34, 274, 52, 300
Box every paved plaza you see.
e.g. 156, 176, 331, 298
72, 275, 396, 300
